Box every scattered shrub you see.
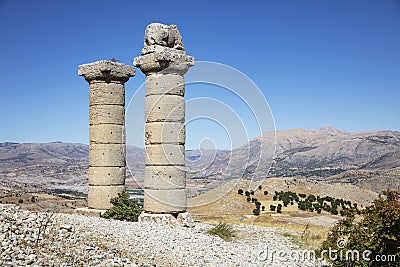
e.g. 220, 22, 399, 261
253, 208, 260, 216
101, 192, 143, 222
277, 204, 282, 213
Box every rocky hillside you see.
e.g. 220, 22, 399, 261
0, 142, 88, 167
185, 126, 400, 194
0, 126, 399, 195
0, 204, 316, 266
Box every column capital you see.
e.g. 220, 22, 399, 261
78, 60, 135, 83
134, 23, 195, 76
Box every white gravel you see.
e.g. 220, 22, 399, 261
0, 204, 319, 266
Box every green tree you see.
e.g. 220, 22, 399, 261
245, 191, 250, 197
253, 208, 260, 216
318, 190, 400, 267
270, 205, 276, 211
238, 189, 244, 195
263, 191, 268, 195
276, 204, 282, 213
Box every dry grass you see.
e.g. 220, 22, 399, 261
187, 178, 352, 249
205, 222, 236, 241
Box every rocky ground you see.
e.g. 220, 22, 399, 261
0, 204, 323, 267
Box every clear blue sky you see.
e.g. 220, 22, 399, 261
0, 0, 399, 147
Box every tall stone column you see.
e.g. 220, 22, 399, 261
134, 23, 194, 223
78, 60, 135, 211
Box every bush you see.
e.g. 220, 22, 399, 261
18, 199, 23, 203
258, 185, 262, 190
318, 190, 400, 267
253, 208, 260, 216
250, 190, 255, 195
246, 197, 251, 202
238, 189, 244, 195
101, 192, 143, 222
270, 205, 276, 211
277, 204, 282, 213
264, 191, 268, 195
206, 222, 235, 241
261, 206, 265, 211
245, 191, 250, 197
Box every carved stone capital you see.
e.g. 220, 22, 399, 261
78, 60, 135, 83
134, 47, 194, 75
134, 23, 194, 76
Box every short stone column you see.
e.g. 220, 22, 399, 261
134, 23, 194, 222
78, 60, 135, 211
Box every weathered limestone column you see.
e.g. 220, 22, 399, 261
78, 60, 135, 211
134, 23, 194, 224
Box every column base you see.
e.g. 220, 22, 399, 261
75, 207, 107, 217
138, 212, 194, 227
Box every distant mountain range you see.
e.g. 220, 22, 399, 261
1, 126, 399, 195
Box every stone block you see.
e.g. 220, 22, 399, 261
145, 144, 185, 166
90, 82, 125, 106
146, 74, 184, 96
88, 166, 125, 186
89, 144, 125, 167
144, 165, 185, 189
176, 212, 194, 227
138, 213, 178, 226
89, 105, 124, 125
88, 185, 125, 210
144, 95, 184, 123
144, 188, 186, 213
145, 122, 184, 145
75, 207, 107, 217
90, 124, 125, 144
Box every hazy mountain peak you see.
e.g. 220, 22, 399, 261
316, 125, 348, 135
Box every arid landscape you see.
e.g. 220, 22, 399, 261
1, 126, 399, 223
1, 1, 399, 266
